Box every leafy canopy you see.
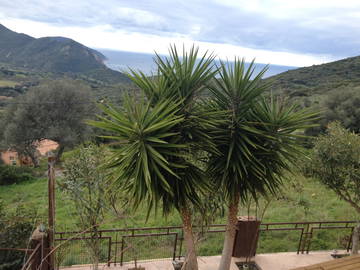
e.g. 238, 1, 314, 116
90, 45, 218, 217
310, 122, 360, 213
207, 58, 318, 202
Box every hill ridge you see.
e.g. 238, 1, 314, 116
0, 23, 129, 83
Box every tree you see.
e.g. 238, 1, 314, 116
207, 59, 318, 270
0, 202, 38, 270
60, 144, 108, 270
324, 88, 360, 133
1, 103, 41, 166
310, 122, 360, 254
1, 79, 95, 165
90, 46, 217, 270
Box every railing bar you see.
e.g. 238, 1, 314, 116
54, 221, 356, 235
107, 237, 111, 267
259, 228, 304, 231
297, 228, 304, 254
123, 232, 178, 238
173, 233, 178, 261
114, 233, 118, 266
120, 237, 124, 266
54, 236, 111, 241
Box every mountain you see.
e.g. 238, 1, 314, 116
0, 24, 129, 83
265, 55, 360, 106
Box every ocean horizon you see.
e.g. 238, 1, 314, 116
98, 49, 297, 78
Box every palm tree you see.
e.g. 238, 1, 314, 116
207, 59, 318, 270
90, 46, 217, 270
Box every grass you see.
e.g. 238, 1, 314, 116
0, 163, 357, 229
0, 79, 18, 87
0, 161, 358, 266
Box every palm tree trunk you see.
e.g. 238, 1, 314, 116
180, 207, 198, 270
352, 222, 360, 255
218, 194, 240, 270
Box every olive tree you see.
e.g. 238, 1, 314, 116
311, 122, 360, 254
60, 144, 108, 269
1, 79, 95, 165
324, 88, 360, 133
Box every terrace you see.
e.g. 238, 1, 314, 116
16, 219, 357, 270
60, 252, 342, 270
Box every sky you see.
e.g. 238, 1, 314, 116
1, 0, 360, 67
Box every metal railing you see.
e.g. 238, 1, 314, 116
259, 221, 356, 254
54, 220, 357, 267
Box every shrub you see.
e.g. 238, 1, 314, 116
0, 165, 35, 185
0, 203, 37, 270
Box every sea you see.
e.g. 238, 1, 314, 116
98, 49, 296, 78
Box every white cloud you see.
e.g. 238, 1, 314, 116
213, 0, 360, 19
0, 17, 334, 67
114, 7, 165, 26
1, 0, 359, 62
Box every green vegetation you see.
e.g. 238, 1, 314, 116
309, 122, 360, 254
0, 80, 18, 87
0, 165, 35, 185
61, 144, 108, 270
207, 59, 317, 270
0, 170, 357, 245
265, 56, 360, 135
323, 88, 360, 133
0, 23, 131, 112
1, 79, 95, 165
0, 202, 38, 270
266, 56, 360, 103
1, 30, 360, 268
0, 24, 129, 84
91, 46, 218, 270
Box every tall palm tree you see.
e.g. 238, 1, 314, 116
90, 46, 217, 270
207, 59, 318, 270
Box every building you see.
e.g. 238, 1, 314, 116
0, 139, 59, 166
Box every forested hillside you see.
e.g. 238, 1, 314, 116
266, 55, 360, 105
0, 24, 130, 84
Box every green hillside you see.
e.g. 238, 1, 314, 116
0, 65, 129, 109
0, 165, 357, 256
266, 55, 360, 106
0, 24, 130, 85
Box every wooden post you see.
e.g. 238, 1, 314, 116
48, 156, 56, 270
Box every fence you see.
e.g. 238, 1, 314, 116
54, 220, 357, 267
0, 238, 50, 270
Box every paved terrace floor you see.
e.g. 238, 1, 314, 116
61, 251, 342, 270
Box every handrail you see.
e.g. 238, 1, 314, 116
54, 220, 357, 235
52, 220, 357, 266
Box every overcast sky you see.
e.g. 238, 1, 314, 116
1, 0, 360, 67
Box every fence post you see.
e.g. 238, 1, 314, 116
30, 226, 50, 270
107, 237, 112, 267
120, 238, 125, 266
173, 233, 178, 261
48, 156, 56, 270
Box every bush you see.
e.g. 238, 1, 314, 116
0, 165, 35, 185
0, 203, 37, 270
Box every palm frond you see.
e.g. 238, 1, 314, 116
207, 58, 319, 202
